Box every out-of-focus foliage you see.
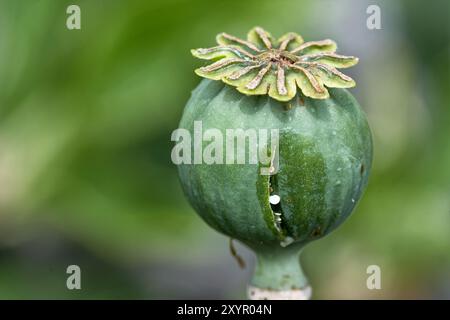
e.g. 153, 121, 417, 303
0, 0, 449, 299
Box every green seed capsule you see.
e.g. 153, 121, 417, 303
176, 27, 373, 299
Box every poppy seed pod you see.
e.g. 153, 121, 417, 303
175, 27, 373, 299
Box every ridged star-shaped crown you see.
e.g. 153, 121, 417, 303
192, 27, 358, 101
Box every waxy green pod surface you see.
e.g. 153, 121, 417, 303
176, 27, 373, 299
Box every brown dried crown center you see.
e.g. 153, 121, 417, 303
257, 49, 299, 67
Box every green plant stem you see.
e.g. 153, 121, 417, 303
251, 244, 309, 291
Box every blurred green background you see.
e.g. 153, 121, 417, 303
0, 0, 449, 299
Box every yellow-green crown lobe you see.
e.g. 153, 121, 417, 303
191, 27, 359, 101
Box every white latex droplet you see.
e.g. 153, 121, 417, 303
269, 195, 280, 205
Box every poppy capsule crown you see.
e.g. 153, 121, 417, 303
192, 26, 358, 101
